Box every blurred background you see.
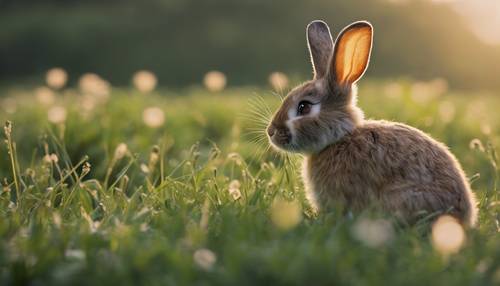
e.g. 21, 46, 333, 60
2, 2, 500, 284
1, 0, 499, 90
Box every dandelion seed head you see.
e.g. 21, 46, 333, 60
411, 81, 437, 104
140, 164, 150, 174
469, 138, 485, 152
52, 212, 62, 228
44, 153, 59, 163
47, 106, 67, 124
480, 123, 492, 135
228, 179, 242, 200
149, 151, 159, 166
268, 72, 289, 92
82, 162, 91, 175
203, 71, 226, 92
352, 218, 394, 248
229, 179, 241, 190
431, 215, 465, 256
384, 81, 403, 99
133, 70, 157, 93
430, 78, 449, 95
50, 154, 59, 163
35, 87, 55, 105
147, 147, 160, 173
226, 152, 243, 166
65, 249, 86, 260
438, 101, 455, 123
80, 95, 97, 113
4, 121, 12, 135
193, 248, 217, 271
46, 68, 68, 89
114, 143, 128, 160
228, 188, 241, 200
142, 107, 165, 128
25, 168, 36, 178
79, 73, 110, 99
270, 199, 302, 230
466, 101, 487, 121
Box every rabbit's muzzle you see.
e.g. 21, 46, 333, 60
267, 123, 291, 147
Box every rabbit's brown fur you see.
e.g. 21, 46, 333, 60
267, 20, 478, 226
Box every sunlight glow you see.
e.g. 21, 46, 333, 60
452, 0, 500, 45
385, 0, 500, 45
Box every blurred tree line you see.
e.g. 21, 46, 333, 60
1, 0, 499, 90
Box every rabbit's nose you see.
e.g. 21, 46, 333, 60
277, 128, 291, 144
267, 125, 276, 137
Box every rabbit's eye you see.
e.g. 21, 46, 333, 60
297, 101, 312, 116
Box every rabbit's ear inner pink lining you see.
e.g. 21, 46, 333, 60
331, 23, 373, 85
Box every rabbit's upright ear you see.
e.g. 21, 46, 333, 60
307, 20, 334, 79
330, 21, 373, 86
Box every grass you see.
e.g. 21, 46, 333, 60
0, 80, 499, 285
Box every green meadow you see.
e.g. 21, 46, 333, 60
0, 77, 499, 285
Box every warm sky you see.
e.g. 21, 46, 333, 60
451, 0, 500, 45
389, 0, 500, 45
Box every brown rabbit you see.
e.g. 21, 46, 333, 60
266, 20, 478, 226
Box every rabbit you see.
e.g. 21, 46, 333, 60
266, 20, 478, 226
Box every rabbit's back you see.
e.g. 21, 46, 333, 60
302, 120, 477, 225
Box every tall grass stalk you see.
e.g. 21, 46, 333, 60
4, 121, 20, 204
